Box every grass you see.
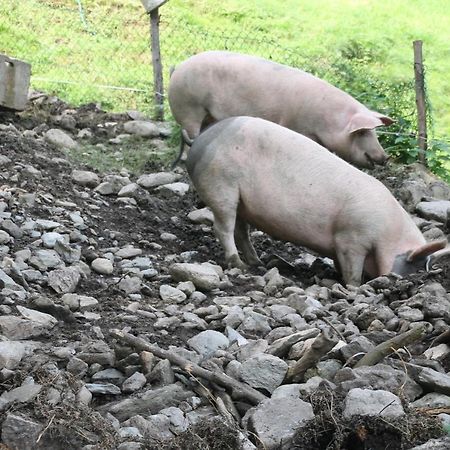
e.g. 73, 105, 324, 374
0, 0, 449, 139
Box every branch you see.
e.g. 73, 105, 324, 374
354, 324, 427, 368
110, 329, 266, 405
285, 328, 338, 382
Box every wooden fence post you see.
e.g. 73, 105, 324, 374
141, 1, 169, 121
413, 40, 427, 165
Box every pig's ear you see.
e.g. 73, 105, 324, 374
371, 111, 395, 127
406, 239, 448, 262
348, 112, 394, 134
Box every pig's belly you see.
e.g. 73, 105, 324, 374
237, 193, 337, 257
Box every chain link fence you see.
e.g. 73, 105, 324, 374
2, 1, 449, 149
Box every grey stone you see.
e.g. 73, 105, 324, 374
238, 310, 272, 337
1, 414, 44, 450
97, 383, 194, 421
339, 335, 375, 361
85, 383, 121, 395
17, 306, 57, 328
45, 128, 78, 149
298, 376, 337, 396
411, 393, 450, 408
116, 246, 142, 259
91, 257, 114, 275
271, 384, 302, 400
187, 207, 214, 224
94, 175, 130, 195
335, 364, 422, 401
48, 267, 81, 294
416, 200, 450, 222
119, 276, 142, 294
248, 397, 314, 450
239, 354, 288, 394
0, 341, 32, 370
396, 305, 425, 321
0, 383, 42, 411
0, 230, 12, 244
156, 182, 190, 197
182, 312, 207, 330
409, 437, 450, 449
159, 284, 186, 303
71, 169, 100, 187
67, 357, 89, 378
170, 262, 221, 291
188, 330, 229, 358
61, 293, 98, 311
42, 232, 65, 248
343, 388, 404, 418
0, 268, 22, 290
92, 368, 126, 385
122, 372, 147, 393
416, 367, 450, 395
29, 249, 62, 270
54, 240, 81, 263
1, 219, 23, 238
76, 385, 92, 405
123, 120, 159, 137
137, 172, 181, 189
148, 359, 175, 386
263, 267, 285, 295
0, 316, 54, 340
119, 427, 143, 439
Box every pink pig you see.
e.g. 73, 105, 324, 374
186, 117, 448, 286
169, 51, 394, 168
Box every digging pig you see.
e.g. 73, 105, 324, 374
169, 50, 394, 168
186, 116, 448, 287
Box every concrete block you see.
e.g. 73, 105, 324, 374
0, 54, 31, 111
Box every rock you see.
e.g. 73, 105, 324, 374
92, 368, 126, 385
169, 263, 221, 291
85, 383, 121, 395
123, 120, 159, 137
343, 388, 404, 418
91, 257, 114, 275
98, 383, 194, 421
119, 276, 142, 294
61, 293, 99, 311
156, 182, 190, 197
0, 316, 54, 339
0, 383, 42, 411
416, 200, 450, 222
137, 172, 181, 189
47, 267, 81, 293
29, 249, 62, 271
188, 207, 214, 224
17, 306, 58, 328
188, 330, 230, 358
239, 354, 288, 394
248, 397, 314, 450
238, 310, 272, 337
122, 372, 147, 393
116, 246, 142, 259
67, 357, 89, 378
409, 437, 450, 449
0, 268, 22, 290
42, 232, 65, 248
71, 170, 100, 187
44, 128, 78, 149
1, 219, 23, 238
335, 364, 422, 401
0, 230, 12, 244
94, 175, 130, 195
1, 414, 44, 450
339, 335, 375, 361
416, 367, 450, 395
0, 341, 37, 370
411, 393, 450, 408
159, 284, 186, 303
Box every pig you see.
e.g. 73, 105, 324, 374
169, 51, 394, 169
186, 116, 448, 286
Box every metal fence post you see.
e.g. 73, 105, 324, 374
413, 40, 427, 165
142, 1, 169, 121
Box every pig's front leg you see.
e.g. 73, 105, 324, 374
334, 235, 366, 287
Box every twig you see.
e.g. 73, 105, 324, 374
110, 329, 266, 405
354, 324, 426, 368
285, 328, 338, 383
36, 414, 55, 443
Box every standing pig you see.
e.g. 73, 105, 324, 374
169, 51, 394, 169
186, 116, 447, 286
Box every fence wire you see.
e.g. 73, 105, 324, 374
1, 0, 449, 151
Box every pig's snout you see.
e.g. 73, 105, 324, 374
366, 151, 390, 167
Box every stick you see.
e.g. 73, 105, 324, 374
354, 324, 427, 368
110, 329, 266, 405
413, 40, 427, 164
285, 328, 338, 382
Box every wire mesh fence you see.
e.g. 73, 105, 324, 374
1, 0, 449, 152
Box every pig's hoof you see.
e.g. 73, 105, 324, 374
227, 254, 248, 271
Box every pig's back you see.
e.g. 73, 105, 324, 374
188, 117, 400, 255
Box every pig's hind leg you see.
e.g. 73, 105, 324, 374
209, 191, 247, 270
234, 217, 262, 266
